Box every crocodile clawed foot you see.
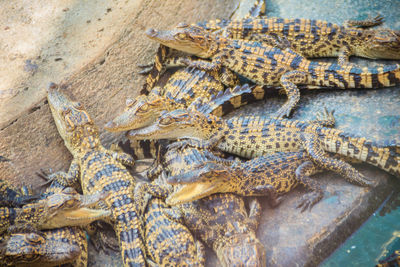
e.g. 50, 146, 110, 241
296, 191, 323, 212
272, 105, 293, 119
167, 140, 191, 151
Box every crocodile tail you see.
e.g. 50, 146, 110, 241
319, 127, 400, 177
118, 139, 163, 160
111, 195, 147, 267
189, 84, 266, 115
140, 45, 169, 95
314, 61, 400, 88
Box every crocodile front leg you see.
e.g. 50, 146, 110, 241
300, 132, 374, 187
294, 161, 324, 212
247, 198, 262, 233
337, 46, 353, 66
45, 159, 81, 192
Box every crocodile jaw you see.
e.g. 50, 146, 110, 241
166, 182, 224, 205
40, 208, 111, 229
126, 123, 199, 140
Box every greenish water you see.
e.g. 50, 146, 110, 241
321, 185, 400, 266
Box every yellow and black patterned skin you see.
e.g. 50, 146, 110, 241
145, 24, 400, 117
139, 145, 266, 267
105, 63, 234, 132
0, 179, 38, 207
0, 187, 110, 235
0, 228, 86, 267
377, 250, 400, 267
0, 182, 89, 267
135, 182, 205, 267
197, 16, 400, 64
46, 83, 147, 267
127, 107, 400, 183
167, 151, 328, 210
177, 194, 266, 267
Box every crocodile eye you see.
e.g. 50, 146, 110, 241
159, 117, 173, 125
126, 98, 134, 107
138, 103, 149, 113
75, 102, 83, 109
176, 33, 187, 40
26, 233, 44, 244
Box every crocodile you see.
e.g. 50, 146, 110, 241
134, 177, 205, 266
165, 150, 330, 211
377, 250, 400, 267
196, 15, 400, 65
127, 92, 400, 183
0, 228, 85, 267
0, 179, 38, 207
0, 181, 101, 267
46, 83, 147, 267
130, 139, 270, 266
136, 180, 267, 267
0, 186, 110, 234
145, 23, 400, 117
138, 0, 267, 93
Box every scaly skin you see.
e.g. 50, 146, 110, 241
0, 228, 85, 267
139, 0, 266, 93
0, 187, 110, 234
166, 151, 326, 211
127, 104, 400, 183
135, 177, 205, 267
0, 182, 93, 267
0, 179, 38, 207
46, 83, 147, 267
197, 15, 400, 64
105, 65, 228, 132
136, 145, 268, 267
377, 250, 400, 267
145, 24, 400, 117
139, 181, 266, 267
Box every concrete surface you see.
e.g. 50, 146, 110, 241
0, 0, 399, 266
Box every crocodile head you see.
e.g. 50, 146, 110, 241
105, 94, 175, 132
215, 233, 266, 267
0, 232, 80, 267
146, 23, 217, 58
47, 83, 100, 155
127, 109, 222, 141
165, 162, 233, 205
357, 29, 400, 59
23, 187, 110, 229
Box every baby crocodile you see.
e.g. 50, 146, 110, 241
197, 15, 400, 64
145, 24, 400, 117
137, 181, 267, 267
0, 228, 85, 267
47, 83, 146, 267
134, 177, 205, 267
166, 150, 331, 211
135, 142, 272, 266
0, 187, 110, 234
127, 100, 400, 184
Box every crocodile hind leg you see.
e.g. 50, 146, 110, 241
295, 161, 324, 212
274, 70, 307, 118
310, 108, 336, 127
300, 132, 374, 187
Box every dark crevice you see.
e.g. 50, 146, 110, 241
0, 119, 18, 131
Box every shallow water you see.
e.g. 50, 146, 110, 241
321, 183, 400, 266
